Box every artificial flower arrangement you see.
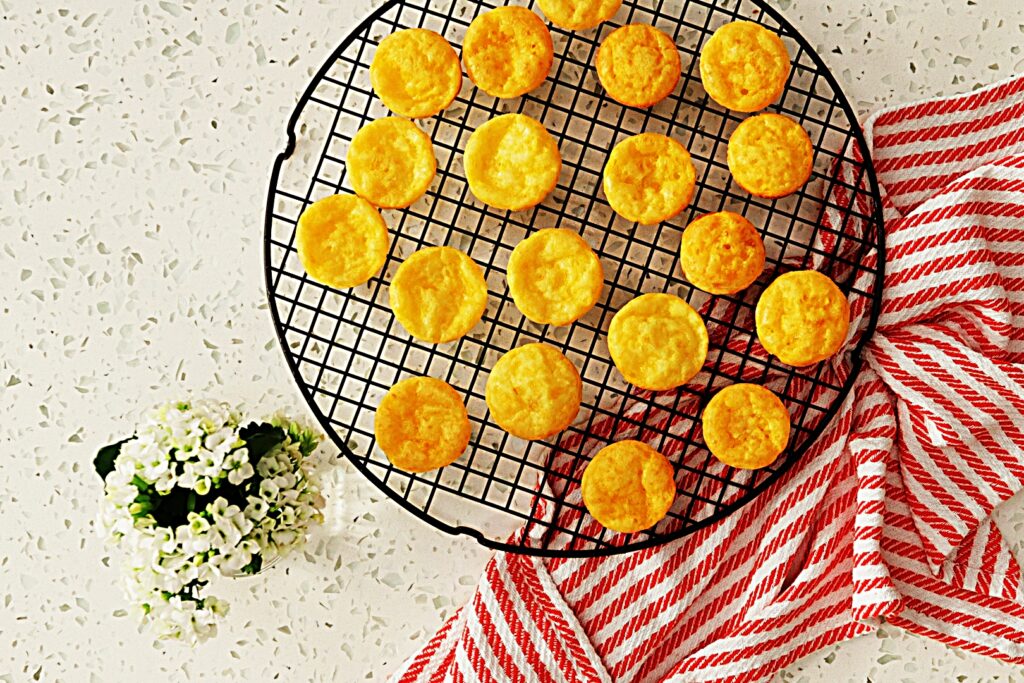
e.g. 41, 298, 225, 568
95, 400, 324, 645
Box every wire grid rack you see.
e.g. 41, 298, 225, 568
264, 0, 885, 557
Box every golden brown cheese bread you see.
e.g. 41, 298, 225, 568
375, 376, 471, 473
755, 270, 850, 366
582, 440, 676, 533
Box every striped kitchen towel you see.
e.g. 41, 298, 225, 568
392, 73, 1024, 682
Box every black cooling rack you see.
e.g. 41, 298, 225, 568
264, 0, 885, 557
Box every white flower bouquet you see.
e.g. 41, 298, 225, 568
95, 400, 324, 645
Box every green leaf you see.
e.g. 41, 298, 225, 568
239, 422, 286, 462
288, 422, 320, 458
150, 484, 245, 528
149, 486, 195, 527
240, 554, 263, 575
94, 437, 132, 480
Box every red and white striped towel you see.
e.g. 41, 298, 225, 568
392, 74, 1024, 683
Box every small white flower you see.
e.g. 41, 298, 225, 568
247, 527, 268, 548
177, 517, 211, 555
109, 514, 137, 538
156, 551, 189, 575
176, 559, 200, 584
244, 496, 269, 522
227, 461, 254, 486
207, 497, 230, 519
204, 426, 238, 453
218, 544, 252, 574
259, 479, 279, 500
194, 448, 226, 478
222, 450, 254, 486
153, 527, 177, 555
138, 449, 170, 481
204, 595, 229, 617
153, 470, 177, 494
105, 479, 138, 507
273, 472, 297, 491
187, 512, 210, 536
277, 488, 300, 507
255, 454, 276, 478
271, 529, 297, 547
173, 446, 194, 462
193, 476, 212, 496
178, 462, 199, 489
278, 506, 297, 527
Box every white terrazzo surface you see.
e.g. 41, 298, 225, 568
2, 1, 1024, 681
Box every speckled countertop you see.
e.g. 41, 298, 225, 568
2, 1, 1024, 681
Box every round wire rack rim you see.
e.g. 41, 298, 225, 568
263, 0, 888, 558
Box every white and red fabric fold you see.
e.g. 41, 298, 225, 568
392, 74, 1024, 683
